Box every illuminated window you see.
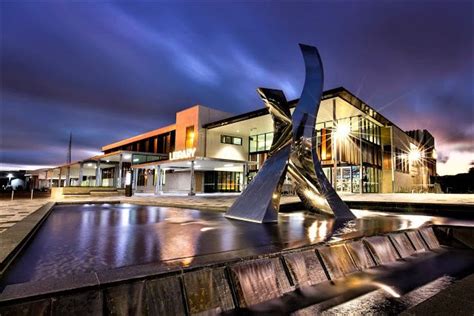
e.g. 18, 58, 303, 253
185, 126, 194, 149
221, 135, 242, 146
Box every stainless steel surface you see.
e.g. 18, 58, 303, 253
225, 88, 292, 223
288, 44, 355, 219
226, 44, 355, 222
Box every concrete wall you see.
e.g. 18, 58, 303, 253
164, 171, 191, 193
163, 171, 204, 193
175, 105, 233, 157
205, 130, 248, 161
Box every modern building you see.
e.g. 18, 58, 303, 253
38, 87, 437, 196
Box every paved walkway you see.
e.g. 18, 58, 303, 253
1, 193, 472, 234
0, 199, 52, 233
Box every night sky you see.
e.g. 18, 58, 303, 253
1, 1, 472, 175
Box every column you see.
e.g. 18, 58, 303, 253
78, 162, 84, 187
133, 168, 138, 191
332, 99, 337, 189
154, 165, 161, 195
359, 116, 363, 194
95, 161, 101, 186
66, 166, 70, 187
242, 162, 248, 191
118, 153, 123, 188
113, 164, 119, 188
189, 160, 195, 196
58, 168, 62, 187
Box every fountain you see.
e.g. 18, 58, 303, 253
419, 227, 441, 249
317, 244, 358, 279
364, 236, 400, 265
389, 232, 417, 258
406, 230, 428, 252
283, 249, 328, 287
345, 240, 377, 269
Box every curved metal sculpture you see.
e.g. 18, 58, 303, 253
225, 89, 292, 223
225, 44, 355, 223
288, 44, 354, 219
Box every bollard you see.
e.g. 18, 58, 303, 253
11, 190, 14, 201
31, 189, 34, 200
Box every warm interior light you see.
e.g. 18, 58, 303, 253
334, 122, 351, 140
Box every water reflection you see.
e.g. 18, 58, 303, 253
1, 204, 473, 287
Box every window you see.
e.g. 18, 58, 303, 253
248, 132, 274, 153
185, 126, 194, 149
221, 135, 242, 146
395, 148, 409, 173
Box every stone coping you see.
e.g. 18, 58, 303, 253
0, 202, 55, 274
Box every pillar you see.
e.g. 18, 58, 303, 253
133, 168, 139, 191
242, 162, 248, 191
332, 99, 337, 189
189, 160, 195, 196
58, 168, 62, 187
359, 116, 363, 194
154, 165, 161, 195
95, 161, 101, 186
118, 153, 123, 188
113, 164, 119, 188
78, 162, 84, 187
66, 166, 70, 187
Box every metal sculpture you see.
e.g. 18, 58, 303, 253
225, 44, 355, 223
225, 89, 292, 223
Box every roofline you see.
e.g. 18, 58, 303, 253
203, 87, 399, 129
101, 124, 176, 152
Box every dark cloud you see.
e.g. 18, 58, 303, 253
1, 1, 472, 174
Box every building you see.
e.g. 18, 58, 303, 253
39, 87, 437, 196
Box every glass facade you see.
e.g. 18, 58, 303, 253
249, 115, 383, 193
204, 171, 242, 193
249, 132, 274, 153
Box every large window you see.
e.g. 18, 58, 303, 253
249, 132, 274, 153
221, 135, 242, 146
395, 148, 409, 173
204, 171, 242, 193
185, 126, 195, 149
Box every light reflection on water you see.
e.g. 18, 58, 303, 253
322, 275, 455, 315
1, 204, 473, 287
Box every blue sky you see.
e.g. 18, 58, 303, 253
1, 1, 473, 175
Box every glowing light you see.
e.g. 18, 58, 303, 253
87, 163, 93, 167
133, 158, 140, 162
334, 122, 351, 140
7, 173, 13, 179
408, 148, 422, 163
372, 282, 400, 298
224, 164, 234, 167
123, 154, 132, 160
